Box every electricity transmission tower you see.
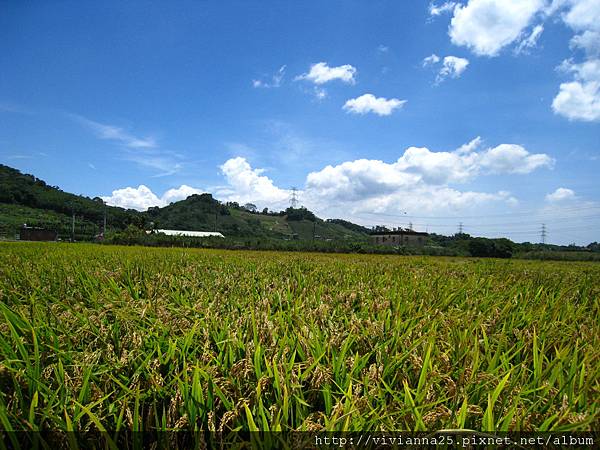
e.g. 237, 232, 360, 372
540, 223, 547, 244
290, 187, 299, 208
458, 222, 464, 234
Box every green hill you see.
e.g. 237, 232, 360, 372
0, 164, 142, 239
0, 164, 369, 242
146, 193, 368, 241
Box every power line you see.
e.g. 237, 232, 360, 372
459, 213, 600, 228
358, 205, 600, 220
353, 216, 600, 231
352, 212, 600, 231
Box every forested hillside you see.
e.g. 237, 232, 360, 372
146, 194, 368, 240
0, 164, 142, 239
0, 164, 369, 242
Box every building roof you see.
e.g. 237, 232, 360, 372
370, 229, 428, 236
155, 229, 225, 238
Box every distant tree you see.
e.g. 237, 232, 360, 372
327, 219, 370, 234
469, 238, 493, 257
469, 238, 512, 258
147, 206, 160, 217
285, 207, 316, 221
492, 238, 514, 258
244, 203, 257, 213
262, 207, 269, 215
587, 242, 600, 252
122, 224, 146, 238
373, 225, 391, 233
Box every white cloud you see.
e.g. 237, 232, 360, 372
343, 94, 406, 116
429, 2, 457, 17
437, 0, 600, 122
70, 113, 188, 176
449, 0, 545, 56
570, 30, 600, 56
102, 184, 206, 210
456, 136, 484, 154
378, 44, 390, 53
314, 86, 327, 100
162, 185, 204, 204
102, 185, 165, 210
208, 152, 519, 218
304, 157, 518, 216
515, 24, 544, 54
102, 138, 554, 226
546, 187, 576, 202
218, 157, 290, 206
393, 142, 553, 184
478, 144, 554, 174
216, 138, 550, 218
252, 65, 286, 88
552, 80, 600, 121
423, 54, 469, 83
5, 151, 46, 160
557, 56, 600, 82
72, 115, 156, 149
562, 0, 600, 35
436, 56, 470, 83
551, 0, 600, 121
395, 147, 479, 184
121, 153, 184, 177
423, 54, 441, 66
295, 62, 357, 85
306, 159, 421, 201
552, 58, 600, 121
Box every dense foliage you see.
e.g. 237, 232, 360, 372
283, 207, 316, 222
325, 219, 371, 235
0, 243, 597, 448
0, 164, 141, 232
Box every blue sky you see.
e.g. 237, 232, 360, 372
1, 0, 599, 244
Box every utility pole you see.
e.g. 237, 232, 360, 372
312, 221, 316, 242
541, 223, 547, 244
103, 204, 107, 237
215, 205, 218, 232
408, 222, 413, 231
71, 210, 75, 243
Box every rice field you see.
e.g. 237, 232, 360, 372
0, 242, 598, 442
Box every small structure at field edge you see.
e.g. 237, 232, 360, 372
370, 227, 428, 247
19, 226, 58, 242
152, 229, 225, 238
